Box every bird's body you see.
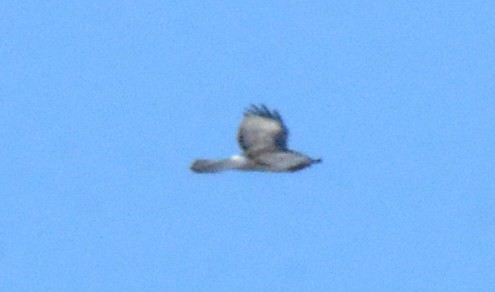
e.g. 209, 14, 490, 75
190, 105, 321, 173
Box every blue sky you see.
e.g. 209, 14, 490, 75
1, 1, 494, 290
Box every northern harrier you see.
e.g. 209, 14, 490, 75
190, 104, 321, 173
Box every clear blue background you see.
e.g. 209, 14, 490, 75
1, 1, 494, 291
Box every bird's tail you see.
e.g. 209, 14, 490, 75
311, 158, 322, 164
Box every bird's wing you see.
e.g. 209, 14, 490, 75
237, 104, 288, 157
190, 156, 250, 173
252, 151, 321, 172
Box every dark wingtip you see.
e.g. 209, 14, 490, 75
312, 158, 322, 164
244, 104, 260, 116
190, 160, 203, 173
244, 104, 282, 122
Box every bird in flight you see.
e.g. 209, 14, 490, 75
190, 104, 321, 173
